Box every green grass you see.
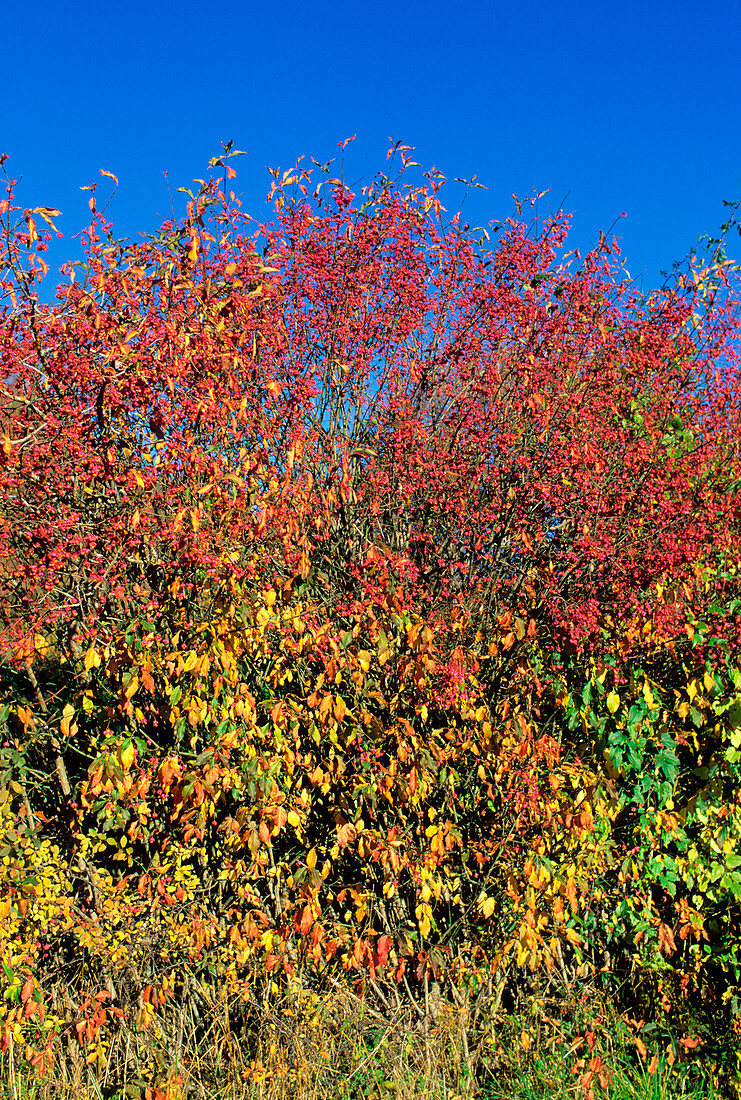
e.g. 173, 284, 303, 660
479, 1049, 720, 1100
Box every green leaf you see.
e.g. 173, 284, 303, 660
721, 872, 741, 901
628, 701, 647, 732
626, 743, 644, 771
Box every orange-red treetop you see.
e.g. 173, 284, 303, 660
1, 147, 740, 663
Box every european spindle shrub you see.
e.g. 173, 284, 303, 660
1, 142, 740, 1094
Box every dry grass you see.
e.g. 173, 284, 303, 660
0, 971, 728, 1100
0, 977, 481, 1100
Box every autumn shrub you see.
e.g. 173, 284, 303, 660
1, 143, 741, 1096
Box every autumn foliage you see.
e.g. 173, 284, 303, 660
1, 141, 741, 1096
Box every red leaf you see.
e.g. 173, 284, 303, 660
377, 934, 392, 968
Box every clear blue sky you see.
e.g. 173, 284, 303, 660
4, 0, 740, 292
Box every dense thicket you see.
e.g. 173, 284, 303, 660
1, 145, 741, 1097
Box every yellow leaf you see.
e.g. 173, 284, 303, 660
415, 903, 432, 938
60, 703, 75, 738
306, 847, 317, 870
84, 646, 101, 671
125, 675, 139, 700
120, 741, 135, 770
287, 810, 301, 828
606, 691, 620, 714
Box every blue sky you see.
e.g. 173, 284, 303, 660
4, 0, 740, 293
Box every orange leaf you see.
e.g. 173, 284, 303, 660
657, 922, 676, 956
31, 206, 63, 231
